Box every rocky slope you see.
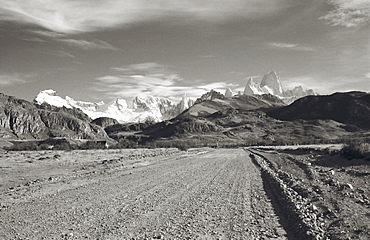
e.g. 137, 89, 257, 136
0, 93, 47, 139
0, 93, 108, 140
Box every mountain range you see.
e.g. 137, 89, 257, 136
34, 71, 314, 123
1, 70, 369, 147
0, 89, 369, 147
34, 89, 193, 123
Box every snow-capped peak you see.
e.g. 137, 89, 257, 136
35, 89, 105, 112
41, 89, 58, 96
133, 96, 174, 112
34, 89, 194, 123
34, 89, 72, 108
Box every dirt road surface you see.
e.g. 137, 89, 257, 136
1, 148, 290, 239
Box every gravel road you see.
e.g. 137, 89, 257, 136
1, 149, 288, 239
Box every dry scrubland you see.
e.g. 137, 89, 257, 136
0, 147, 369, 239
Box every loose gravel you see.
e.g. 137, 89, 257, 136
0, 149, 288, 239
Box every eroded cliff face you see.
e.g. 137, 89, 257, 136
38, 110, 108, 139
0, 94, 47, 139
0, 93, 108, 139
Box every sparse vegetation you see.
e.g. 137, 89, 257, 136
5, 140, 75, 151
79, 141, 107, 150
111, 139, 138, 149
5, 142, 39, 151
340, 140, 370, 160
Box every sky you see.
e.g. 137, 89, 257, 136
0, 0, 369, 103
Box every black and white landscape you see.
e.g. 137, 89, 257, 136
0, 1, 369, 239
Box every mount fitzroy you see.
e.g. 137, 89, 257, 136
240, 71, 317, 104
34, 71, 315, 124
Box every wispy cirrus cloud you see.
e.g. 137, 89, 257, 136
95, 62, 186, 100
59, 39, 117, 50
31, 30, 66, 38
268, 42, 317, 52
48, 51, 76, 58
111, 62, 178, 78
0, 0, 292, 34
28, 29, 118, 51
20, 37, 45, 42
321, 0, 370, 27
0, 73, 33, 86
95, 62, 236, 101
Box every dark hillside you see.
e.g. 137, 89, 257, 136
268, 92, 370, 129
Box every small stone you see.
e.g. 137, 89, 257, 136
312, 204, 318, 211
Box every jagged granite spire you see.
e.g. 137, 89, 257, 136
178, 93, 194, 113
244, 77, 264, 95
260, 71, 284, 96
225, 88, 233, 98
242, 71, 317, 104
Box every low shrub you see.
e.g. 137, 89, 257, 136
54, 142, 74, 151
175, 142, 191, 151
340, 140, 370, 160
